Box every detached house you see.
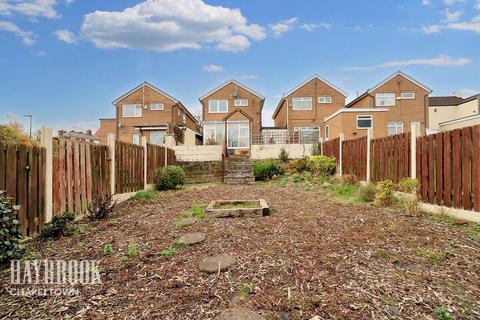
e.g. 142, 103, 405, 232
324, 71, 432, 140
199, 80, 265, 151
272, 75, 348, 139
428, 94, 480, 131
96, 82, 200, 145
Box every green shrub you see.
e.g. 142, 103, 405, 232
397, 178, 419, 194
156, 166, 185, 190
0, 191, 24, 262
103, 244, 113, 255
253, 159, 283, 181
278, 148, 289, 162
288, 157, 307, 173
357, 183, 376, 202
306, 156, 336, 175
310, 143, 321, 156
40, 212, 75, 240
375, 180, 396, 206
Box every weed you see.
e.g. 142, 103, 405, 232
174, 242, 188, 249
104, 244, 113, 255
357, 183, 376, 202
180, 212, 191, 219
331, 184, 359, 198
86, 194, 116, 220
292, 174, 304, 183
375, 180, 396, 206
129, 190, 156, 201
340, 174, 358, 185
191, 203, 205, 219
238, 283, 252, 300
128, 241, 137, 257
253, 159, 283, 181
435, 307, 455, 320
143, 243, 150, 250
385, 224, 398, 233
67, 226, 81, 236
416, 247, 445, 264
445, 247, 458, 257
159, 247, 176, 257
78, 242, 87, 250
469, 223, 480, 241
279, 148, 289, 162
401, 195, 421, 216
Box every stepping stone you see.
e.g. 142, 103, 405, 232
178, 232, 205, 245
215, 308, 265, 320
176, 217, 197, 227
199, 254, 235, 273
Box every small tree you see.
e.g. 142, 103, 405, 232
278, 148, 289, 162
0, 191, 24, 263
310, 143, 321, 156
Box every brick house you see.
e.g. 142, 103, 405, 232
96, 82, 201, 145
199, 79, 264, 150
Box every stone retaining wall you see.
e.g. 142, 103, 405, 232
178, 161, 222, 183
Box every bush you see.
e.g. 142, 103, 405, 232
357, 183, 376, 202
310, 143, 321, 156
288, 157, 307, 173
375, 180, 396, 206
156, 166, 185, 190
0, 191, 23, 263
86, 194, 116, 220
306, 156, 336, 175
253, 159, 283, 181
340, 174, 358, 185
40, 212, 75, 240
397, 178, 419, 194
401, 194, 421, 216
278, 148, 289, 162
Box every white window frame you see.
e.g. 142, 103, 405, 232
387, 121, 404, 136
203, 122, 225, 145
132, 133, 140, 145
208, 100, 228, 113
150, 103, 164, 110
150, 131, 166, 145
318, 96, 332, 104
234, 99, 248, 107
122, 104, 142, 118
375, 93, 396, 107
292, 97, 313, 110
356, 115, 373, 129
400, 92, 415, 99
227, 121, 250, 149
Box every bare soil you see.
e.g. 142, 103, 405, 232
1, 181, 480, 319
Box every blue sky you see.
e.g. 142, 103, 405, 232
1, 0, 479, 130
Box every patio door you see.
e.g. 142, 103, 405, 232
227, 122, 250, 148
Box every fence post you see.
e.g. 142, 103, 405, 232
142, 136, 148, 190
319, 138, 324, 156
107, 133, 116, 195
410, 122, 420, 179
366, 128, 372, 182
40, 127, 53, 223
339, 133, 344, 176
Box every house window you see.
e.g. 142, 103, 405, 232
227, 122, 250, 148
401, 92, 415, 99
387, 121, 404, 136
357, 115, 373, 129
375, 93, 396, 107
234, 99, 248, 107
318, 96, 332, 104
203, 123, 225, 144
325, 125, 329, 139
150, 131, 166, 145
132, 133, 140, 145
182, 114, 186, 124
150, 103, 164, 110
208, 100, 228, 113
292, 97, 313, 110
122, 104, 142, 117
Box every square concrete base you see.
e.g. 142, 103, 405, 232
205, 199, 269, 218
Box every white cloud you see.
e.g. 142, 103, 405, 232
0, 20, 35, 44
444, 8, 462, 22
65, 0, 74, 5
269, 17, 297, 38
423, 24, 442, 33
378, 55, 471, 67
341, 55, 471, 71
80, 0, 266, 53
239, 75, 259, 80
476, 0, 480, 9
454, 88, 479, 98
444, 0, 465, 5
55, 29, 77, 43
0, 0, 59, 19
421, 0, 431, 5
424, 15, 480, 33
34, 50, 46, 56
202, 64, 223, 73
300, 22, 331, 31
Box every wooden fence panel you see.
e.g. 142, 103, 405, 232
0, 142, 46, 237
115, 141, 144, 193
370, 133, 410, 183
52, 139, 110, 216
146, 144, 165, 184
342, 136, 367, 180
417, 124, 480, 212
322, 138, 340, 170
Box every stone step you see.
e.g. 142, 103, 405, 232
224, 176, 255, 185
225, 170, 254, 176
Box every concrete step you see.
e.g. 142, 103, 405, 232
225, 169, 254, 176
224, 176, 255, 185
226, 164, 252, 171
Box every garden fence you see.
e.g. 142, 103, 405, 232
342, 136, 367, 181
0, 130, 176, 236
370, 133, 411, 183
